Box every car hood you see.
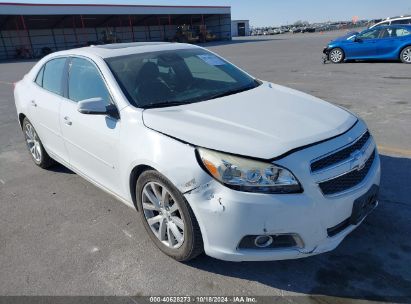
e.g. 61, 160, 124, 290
330, 32, 358, 43
142, 82, 357, 159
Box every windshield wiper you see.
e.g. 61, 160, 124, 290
142, 101, 189, 109
142, 81, 261, 109
206, 83, 259, 101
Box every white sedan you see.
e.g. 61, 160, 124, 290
14, 42, 380, 262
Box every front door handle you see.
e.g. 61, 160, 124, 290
31, 100, 37, 107
63, 116, 72, 126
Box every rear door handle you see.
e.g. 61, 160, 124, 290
31, 100, 37, 107
63, 116, 72, 126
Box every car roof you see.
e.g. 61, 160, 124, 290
373, 24, 411, 29
48, 42, 200, 59
385, 15, 411, 20
378, 16, 411, 23
371, 16, 411, 28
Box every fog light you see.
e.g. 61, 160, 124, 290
254, 235, 273, 248
238, 234, 301, 250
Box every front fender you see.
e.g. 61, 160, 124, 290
120, 106, 213, 204
126, 132, 212, 195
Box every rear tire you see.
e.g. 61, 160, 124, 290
136, 170, 203, 261
329, 48, 345, 64
400, 46, 411, 64
22, 118, 56, 169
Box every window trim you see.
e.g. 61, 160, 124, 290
35, 65, 45, 87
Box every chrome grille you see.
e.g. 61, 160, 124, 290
319, 150, 376, 195
311, 131, 370, 173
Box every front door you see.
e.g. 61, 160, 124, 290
346, 28, 382, 58
60, 57, 121, 194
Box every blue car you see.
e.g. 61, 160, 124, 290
323, 25, 411, 64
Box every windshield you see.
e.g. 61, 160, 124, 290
105, 48, 260, 108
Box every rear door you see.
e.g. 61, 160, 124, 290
346, 28, 381, 58
29, 57, 69, 161
377, 26, 411, 57
59, 56, 121, 193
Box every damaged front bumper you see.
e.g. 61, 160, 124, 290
322, 47, 330, 63
184, 148, 380, 262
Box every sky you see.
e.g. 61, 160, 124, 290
4, 0, 411, 27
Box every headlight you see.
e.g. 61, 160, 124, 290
196, 148, 302, 194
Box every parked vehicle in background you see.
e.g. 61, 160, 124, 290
291, 27, 302, 34
324, 25, 411, 64
273, 28, 282, 35
370, 15, 411, 28
302, 27, 316, 33
15, 42, 380, 262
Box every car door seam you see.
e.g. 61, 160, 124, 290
63, 136, 115, 169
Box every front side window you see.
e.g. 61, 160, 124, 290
68, 58, 111, 103
42, 58, 66, 95
358, 29, 381, 40
105, 48, 259, 108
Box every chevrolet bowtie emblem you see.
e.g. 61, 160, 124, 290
350, 150, 367, 171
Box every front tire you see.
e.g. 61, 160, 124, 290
400, 46, 411, 64
136, 170, 203, 261
22, 118, 56, 168
329, 48, 345, 64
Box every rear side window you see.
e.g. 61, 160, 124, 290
42, 58, 66, 95
396, 28, 411, 37
68, 57, 111, 103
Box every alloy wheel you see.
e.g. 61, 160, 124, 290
330, 49, 343, 63
24, 123, 42, 162
403, 48, 411, 63
142, 182, 185, 249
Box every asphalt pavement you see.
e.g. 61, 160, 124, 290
0, 31, 410, 301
